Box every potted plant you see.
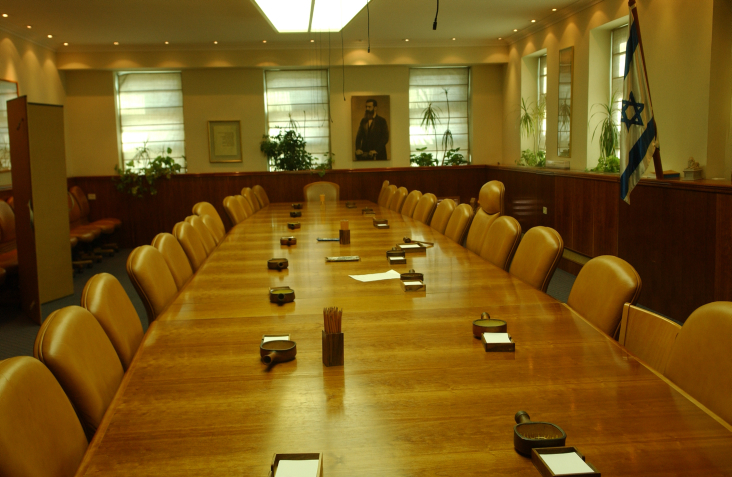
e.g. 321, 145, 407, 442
113, 142, 184, 198
588, 94, 620, 173
260, 129, 314, 171
418, 102, 441, 166
410, 147, 437, 167
517, 97, 546, 167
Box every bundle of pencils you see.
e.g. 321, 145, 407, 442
324, 307, 342, 334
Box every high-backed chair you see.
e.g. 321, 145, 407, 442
252, 185, 270, 207
412, 193, 438, 225
241, 187, 261, 212
173, 221, 208, 271
81, 273, 144, 371
618, 303, 681, 375
34, 306, 124, 440
508, 226, 563, 292
304, 181, 340, 202
480, 216, 522, 271
380, 185, 397, 210
192, 202, 226, 241
0, 200, 18, 275
152, 233, 194, 290
401, 190, 422, 218
566, 255, 642, 338
223, 196, 247, 226
236, 194, 255, 217
464, 181, 504, 255
69, 185, 122, 237
444, 204, 474, 244
388, 187, 408, 212
430, 199, 456, 234
0, 356, 88, 477
185, 215, 217, 255
376, 180, 390, 207
68, 190, 115, 255
664, 301, 732, 426
5, 196, 12, 210
126, 245, 179, 322
200, 214, 224, 244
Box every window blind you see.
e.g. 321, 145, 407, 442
611, 24, 629, 156
117, 72, 186, 171
264, 70, 330, 168
538, 56, 548, 152
0, 82, 18, 171
409, 67, 470, 164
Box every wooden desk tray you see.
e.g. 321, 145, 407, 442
262, 334, 290, 343
388, 255, 407, 265
481, 332, 515, 352
268, 258, 289, 270
362, 207, 375, 215
280, 236, 297, 246
290, 211, 302, 217
398, 243, 427, 253
531, 447, 600, 477
269, 453, 323, 477
269, 287, 295, 304
400, 269, 423, 281
401, 279, 426, 292
373, 218, 388, 226
291, 203, 303, 209
345, 202, 357, 208
375, 223, 390, 229
288, 222, 301, 230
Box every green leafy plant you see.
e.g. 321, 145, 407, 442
518, 97, 546, 167
260, 129, 314, 171
314, 152, 335, 178
113, 142, 183, 198
419, 102, 441, 166
410, 147, 437, 167
443, 148, 467, 166
440, 88, 455, 165
588, 94, 620, 173
517, 149, 546, 167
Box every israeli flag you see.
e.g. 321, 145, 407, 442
620, 0, 659, 204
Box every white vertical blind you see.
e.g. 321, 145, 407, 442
117, 72, 186, 171
611, 24, 629, 157
409, 67, 470, 164
538, 56, 548, 152
264, 70, 330, 169
0, 82, 18, 171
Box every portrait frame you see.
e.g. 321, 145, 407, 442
208, 120, 242, 163
351, 95, 391, 162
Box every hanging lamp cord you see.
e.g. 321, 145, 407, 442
433, 0, 439, 30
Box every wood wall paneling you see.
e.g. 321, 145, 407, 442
487, 168, 555, 231
715, 193, 732, 302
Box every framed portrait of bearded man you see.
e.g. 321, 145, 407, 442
351, 95, 391, 161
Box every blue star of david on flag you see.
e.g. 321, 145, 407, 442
621, 91, 645, 131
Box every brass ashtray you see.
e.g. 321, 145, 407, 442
400, 269, 424, 281
269, 287, 295, 305
362, 207, 375, 215
292, 203, 303, 209
473, 311, 507, 338
268, 258, 289, 271
290, 211, 302, 217
403, 237, 434, 247
280, 236, 297, 246
260, 340, 297, 365
288, 222, 301, 230
513, 411, 567, 457
345, 202, 357, 208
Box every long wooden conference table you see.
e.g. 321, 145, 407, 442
77, 201, 732, 476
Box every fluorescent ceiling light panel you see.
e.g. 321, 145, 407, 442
252, 0, 311, 32
311, 0, 368, 32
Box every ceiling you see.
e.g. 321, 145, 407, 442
1, 0, 600, 51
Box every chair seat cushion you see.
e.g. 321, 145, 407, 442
71, 225, 101, 239
70, 237, 79, 248
0, 250, 18, 274
70, 230, 96, 243
88, 221, 115, 234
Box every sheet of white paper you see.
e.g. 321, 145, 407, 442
275, 459, 320, 477
482, 332, 512, 344
377, 224, 388, 228
403, 281, 422, 286
400, 244, 421, 249
389, 256, 403, 261
262, 335, 289, 344
349, 270, 401, 282
541, 452, 595, 475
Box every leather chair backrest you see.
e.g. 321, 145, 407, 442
480, 216, 522, 270
192, 202, 226, 238
376, 180, 390, 207
5, 196, 12, 210
0, 200, 15, 250
185, 215, 217, 255
509, 226, 563, 292
236, 194, 255, 217
619, 303, 681, 375
126, 245, 179, 321
304, 181, 340, 202
151, 233, 194, 290
444, 204, 474, 244
566, 255, 641, 338
664, 301, 732, 426
173, 221, 208, 271
67, 192, 83, 226
388, 187, 408, 212
69, 186, 91, 220
241, 187, 261, 212
430, 199, 456, 234
464, 181, 504, 254
412, 193, 438, 225
201, 214, 225, 244
0, 356, 88, 477
252, 185, 270, 207
401, 190, 422, 218
81, 273, 144, 371
223, 196, 247, 226
34, 306, 124, 440
380, 185, 397, 210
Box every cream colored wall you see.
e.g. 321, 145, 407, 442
471, 64, 505, 164
708, 0, 732, 179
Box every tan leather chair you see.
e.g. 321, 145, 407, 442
223, 195, 247, 226
444, 204, 474, 244
126, 245, 179, 322
241, 187, 261, 212
81, 273, 144, 371
236, 194, 255, 217
304, 181, 340, 202
401, 190, 422, 218
152, 233, 194, 290
664, 301, 732, 426
480, 216, 522, 270
200, 214, 225, 244
380, 185, 397, 210
173, 221, 208, 271
0, 356, 88, 477
69, 186, 122, 232
619, 303, 681, 375
464, 181, 504, 255
192, 201, 226, 240
388, 187, 408, 212
412, 193, 438, 225
376, 180, 390, 207
0, 200, 18, 275
430, 199, 456, 234
68, 192, 102, 240
252, 185, 270, 207
509, 226, 563, 292
185, 215, 217, 255
34, 306, 124, 440
5, 196, 12, 210
566, 255, 642, 338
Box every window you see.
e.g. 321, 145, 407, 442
538, 55, 547, 152
409, 67, 470, 165
264, 70, 330, 169
0, 81, 18, 171
116, 72, 186, 172
611, 24, 629, 156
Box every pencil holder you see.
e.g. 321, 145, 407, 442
339, 229, 351, 245
322, 331, 344, 367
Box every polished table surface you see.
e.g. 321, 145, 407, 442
78, 201, 732, 476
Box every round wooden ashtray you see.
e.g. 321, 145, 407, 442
290, 211, 302, 218
268, 258, 289, 270
260, 340, 297, 365
292, 203, 303, 209
513, 411, 566, 456
280, 236, 297, 246
472, 317, 507, 338
288, 222, 301, 230
269, 288, 295, 304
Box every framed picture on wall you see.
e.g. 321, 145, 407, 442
351, 95, 391, 161
208, 120, 242, 163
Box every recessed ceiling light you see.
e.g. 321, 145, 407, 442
262, 40, 267, 43
26, 25, 31, 29
404, 38, 409, 42
531, 19, 536, 23
213, 40, 218, 44
253, 0, 370, 33
452, 37, 456, 40
2, 14, 8, 18
513, 29, 518, 32
552, 8, 557, 11
47, 34, 53, 38
310, 39, 315, 42
113, 41, 119, 45
498, 37, 502, 40
63, 42, 68, 46
165, 41, 169, 44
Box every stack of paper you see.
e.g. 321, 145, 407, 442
275, 459, 319, 477
482, 333, 512, 344
349, 270, 401, 282
540, 452, 595, 475
262, 335, 289, 344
